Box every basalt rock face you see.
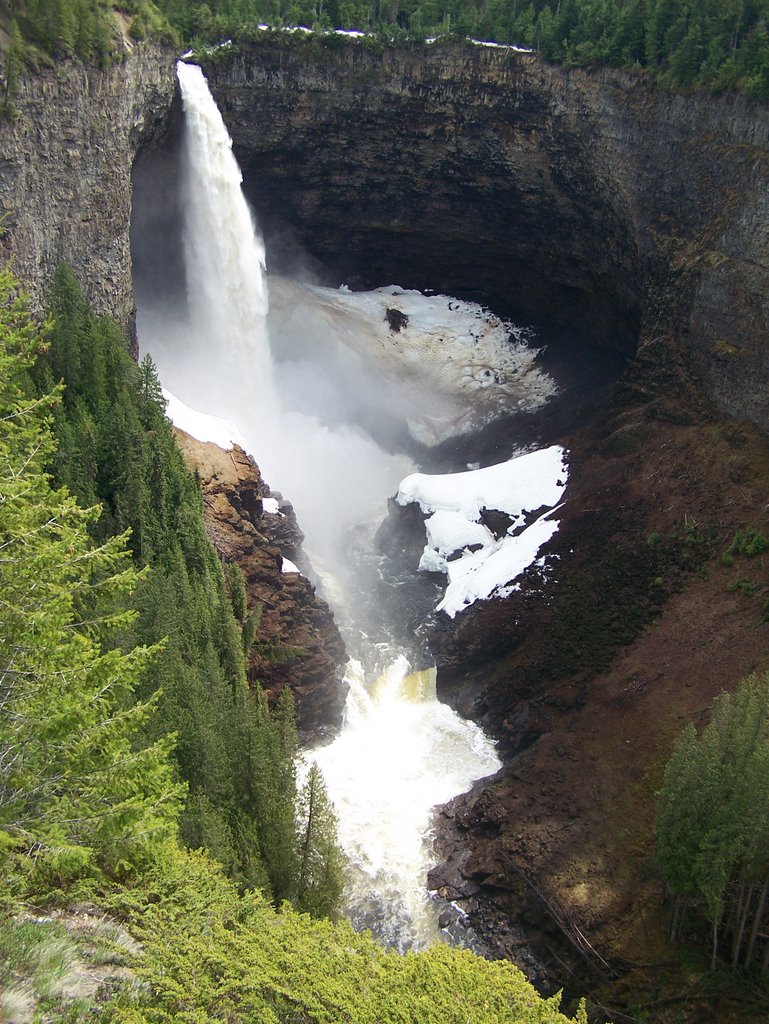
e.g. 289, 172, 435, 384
174, 430, 347, 738
204, 40, 769, 436
0, 42, 176, 337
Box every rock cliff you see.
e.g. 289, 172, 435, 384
203, 39, 769, 435
0, 42, 176, 335
174, 430, 346, 737
6, 36, 769, 1012
194, 40, 769, 1007
0, 42, 348, 731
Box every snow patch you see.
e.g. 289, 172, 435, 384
162, 388, 248, 450
268, 277, 555, 446
282, 557, 301, 574
469, 38, 534, 51
397, 446, 568, 618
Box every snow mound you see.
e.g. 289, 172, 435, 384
396, 446, 567, 617
268, 277, 555, 447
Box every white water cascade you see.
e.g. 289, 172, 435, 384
142, 60, 507, 950
311, 657, 500, 949
167, 62, 276, 435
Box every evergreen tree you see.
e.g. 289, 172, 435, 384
0, 265, 183, 892
656, 671, 769, 970
33, 265, 343, 916
295, 762, 346, 917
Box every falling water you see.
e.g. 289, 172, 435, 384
176, 60, 276, 429
146, 61, 503, 950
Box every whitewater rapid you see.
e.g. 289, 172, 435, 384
310, 657, 500, 950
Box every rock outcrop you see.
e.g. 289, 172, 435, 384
0, 42, 176, 335
174, 430, 346, 738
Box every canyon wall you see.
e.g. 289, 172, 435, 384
203, 39, 769, 434
4, 38, 768, 431
0, 42, 348, 728
0, 41, 176, 335
4, 35, 769, 1003
174, 432, 346, 738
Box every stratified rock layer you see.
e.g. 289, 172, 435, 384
0, 41, 176, 335
174, 430, 346, 738
202, 40, 769, 436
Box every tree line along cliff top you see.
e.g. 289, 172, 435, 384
2, 0, 769, 101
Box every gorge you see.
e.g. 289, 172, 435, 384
3, 31, 769, 1019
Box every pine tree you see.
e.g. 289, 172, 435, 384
139, 353, 166, 412
0, 265, 184, 892
656, 671, 769, 970
295, 762, 346, 918
34, 265, 344, 915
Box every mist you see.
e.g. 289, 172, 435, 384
128, 59, 547, 952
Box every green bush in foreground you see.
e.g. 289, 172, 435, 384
105, 847, 586, 1024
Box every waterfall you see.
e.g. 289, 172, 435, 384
176, 60, 276, 431
143, 61, 504, 951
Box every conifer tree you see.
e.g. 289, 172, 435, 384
295, 762, 346, 918
34, 265, 344, 916
0, 265, 183, 891
656, 671, 769, 970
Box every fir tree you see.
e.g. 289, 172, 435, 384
295, 762, 346, 918
0, 265, 183, 892
34, 265, 344, 916
656, 671, 769, 970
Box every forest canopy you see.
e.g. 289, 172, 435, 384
4, 0, 769, 98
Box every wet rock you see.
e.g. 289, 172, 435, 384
375, 496, 428, 573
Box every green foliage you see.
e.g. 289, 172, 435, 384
224, 560, 248, 623
9, 0, 769, 98
2, 20, 25, 117
295, 762, 346, 918
124, 0, 179, 44
727, 576, 757, 595
656, 671, 769, 969
34, 264, 342, 915
13, 0, 121, 65
6, 0, 176, 63
721, 527, 768, 623
103, 846, 586, 1024
0, 265, 183, 894
722, 527, 769, 566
